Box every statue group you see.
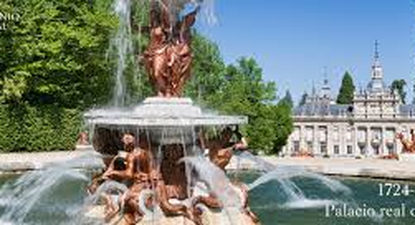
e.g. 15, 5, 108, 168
143, 0, 198, 97
88, 128, 258, 225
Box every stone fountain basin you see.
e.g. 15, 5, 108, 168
85, 205, 255, 225
84, 97, 247, 127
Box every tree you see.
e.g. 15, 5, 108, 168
272, 102, 293, 153
391, 79, 406, 104
280, 90, 293, 108
0, 0, 117, 109
336, 72, 355, 104
184, 32, 226, 106
0, 0, 118, 152
299, 92, 308, 106
0, 1, 294, 154
209, 57, 293, 154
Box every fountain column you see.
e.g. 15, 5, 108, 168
327, 125, 333, 156
353, 126, 358, 158
300, 125, 305, 152
381, 126, 385, 156
313, 125, 318, 156
367, 126, 372, 157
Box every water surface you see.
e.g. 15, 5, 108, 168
1, 172, 415, 225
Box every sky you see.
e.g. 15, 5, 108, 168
196, 0, 415, 103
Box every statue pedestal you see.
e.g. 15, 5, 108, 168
86, 97, 247, 150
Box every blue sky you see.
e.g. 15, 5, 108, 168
196, 0, 415, 103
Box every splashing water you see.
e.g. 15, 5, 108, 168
181, 156, 244, 225
0, 167, 88, 224
246, 165, 351, 194
180, 156, 242, 208
0, 152, 104, 225
236, 151, 352, 209
110, 0, 133, 107
237, 151, 276, 172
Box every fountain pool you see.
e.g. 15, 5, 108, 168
1, 170, 415, 225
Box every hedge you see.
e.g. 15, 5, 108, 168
0, 104, 83, 152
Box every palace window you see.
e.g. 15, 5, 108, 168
347, 145, 353, 154
293, 127, 300, 141
334, 145, 340, 154
307, 141, 313, 151
320, 142, 327, 154
346, 127, 353, 141
357, 128, 367, 143
385, 129, 395, 143
293, 141, 300, 152
306, 127, 314, 142
333, 126, 339, 142
319, 126, 327, 142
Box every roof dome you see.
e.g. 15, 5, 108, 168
367, 79, 387, 93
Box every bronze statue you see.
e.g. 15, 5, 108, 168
397, 130, 415, 153
201, 127, 249, 171
196, 127, 259, 224
101, 133, 154, 224
154, 144, 200, 224
143, 0, 198, 97
76, 131, 89, 146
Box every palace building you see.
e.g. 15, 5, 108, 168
282, 44, 415, 158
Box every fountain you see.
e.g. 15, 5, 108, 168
0, 1, 356, 224
83, 0, 257, 224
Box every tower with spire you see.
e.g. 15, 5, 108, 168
367, 40, 386, 93
320, 68, 331, 100
353, 40, 400, 119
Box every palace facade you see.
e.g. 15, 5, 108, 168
282, 48, 415, 158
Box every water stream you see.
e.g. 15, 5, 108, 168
110, 0, 133, 107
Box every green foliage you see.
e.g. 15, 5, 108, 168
185, 32, 226, 106
299, 92, 308, 106
0, 0, 117, 109
336, 71, 355, 104
272, 102, 294, 153
0, 0, 115, 152
0, 1, 294, 154
391, 79, 406, 104
207, 57, 293, 154
0, 105, 82, 152
280, 90, 294, 108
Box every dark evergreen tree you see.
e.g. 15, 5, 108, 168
280, 90, 294, 108
336, 72, 355, 104
391, 79, 406, 104
299, 92, 308, 106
